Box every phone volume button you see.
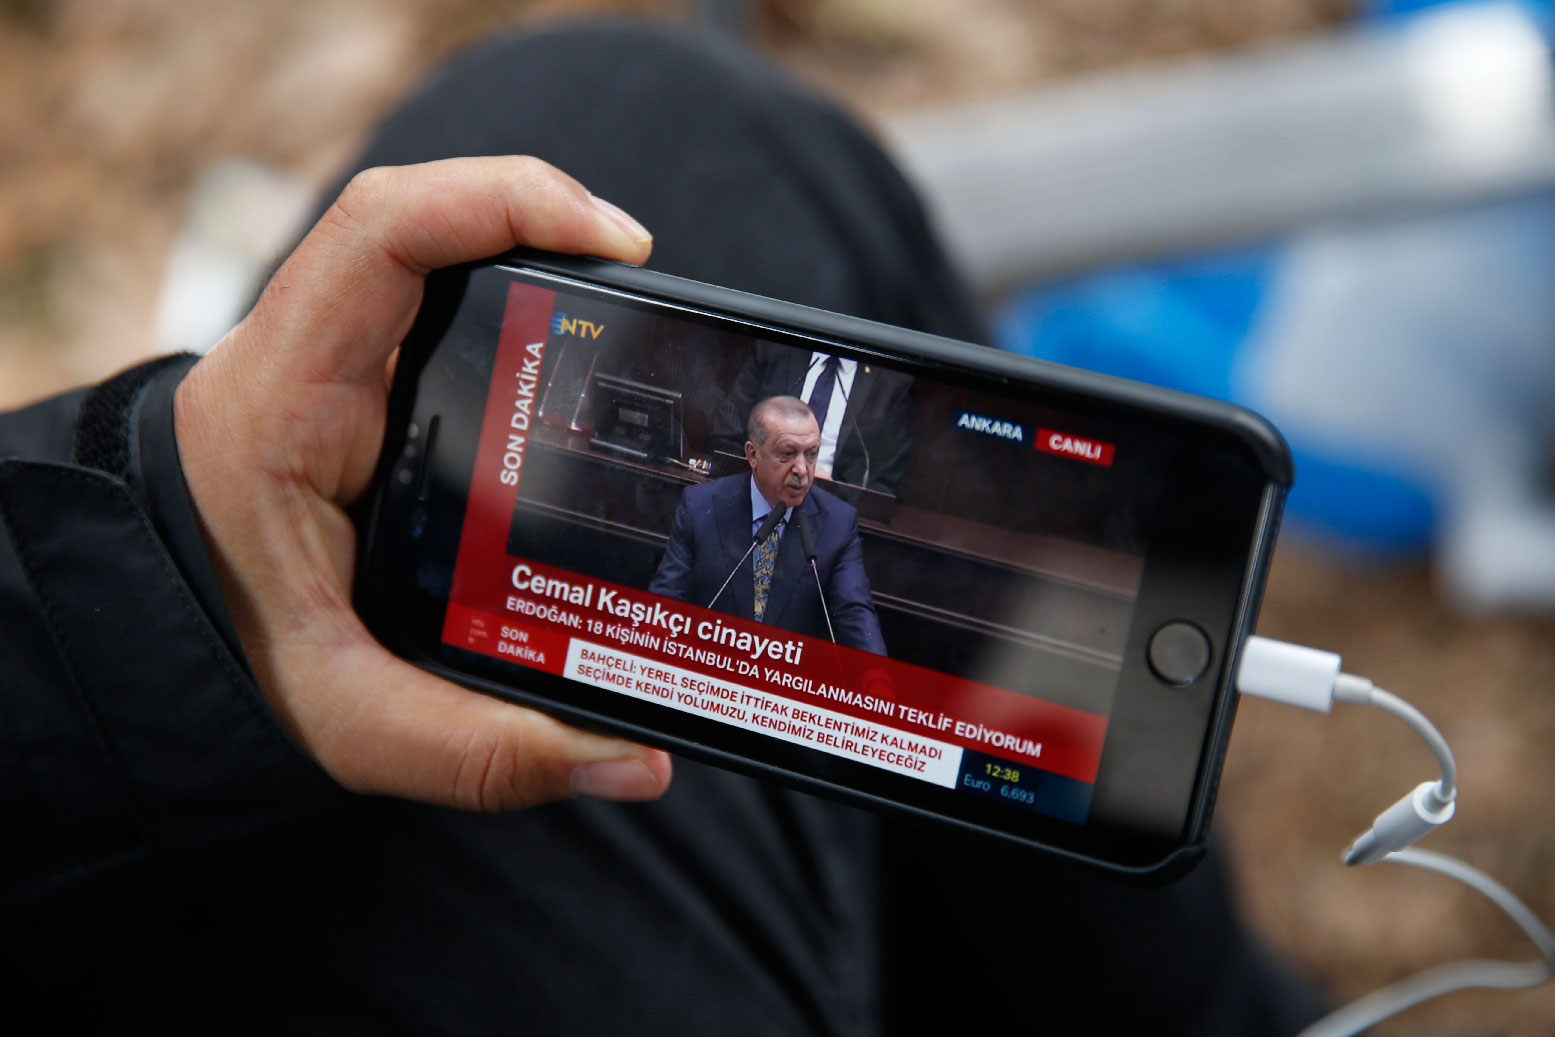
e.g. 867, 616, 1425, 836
415, 415, 440, 501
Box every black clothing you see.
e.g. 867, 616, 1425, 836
2, 21, 1322, 1034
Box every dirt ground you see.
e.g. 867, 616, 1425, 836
4, 2, 1552, 1033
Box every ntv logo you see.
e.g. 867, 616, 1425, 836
550, 312, 605, 340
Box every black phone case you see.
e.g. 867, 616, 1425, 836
357, 249, 1292, 881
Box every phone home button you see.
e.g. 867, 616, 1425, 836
1148, 621, 1211, 686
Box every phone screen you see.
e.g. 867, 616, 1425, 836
411, 265, 1190, 828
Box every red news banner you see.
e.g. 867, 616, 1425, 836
442, 282, 1108, 790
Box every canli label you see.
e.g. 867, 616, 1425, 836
1035, 428, 1115, 467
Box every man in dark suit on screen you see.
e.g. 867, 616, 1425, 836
650, 395, 887, 656
704, 343, 915, 497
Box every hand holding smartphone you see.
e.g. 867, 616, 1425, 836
357, 249, 1290, 878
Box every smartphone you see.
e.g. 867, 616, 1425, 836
357, 248, 1290, 879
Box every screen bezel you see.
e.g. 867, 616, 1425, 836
356, 253, 1289, 877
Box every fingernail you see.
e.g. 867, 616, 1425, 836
571, 758, 661, 800
588, 193, 652, 244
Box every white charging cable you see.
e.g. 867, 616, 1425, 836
1236, 636, 1555, 1035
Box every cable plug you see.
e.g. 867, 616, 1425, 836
1237, 637, 1459, 867
1236, 636, 1342, 712
1343, 781, 1456, 866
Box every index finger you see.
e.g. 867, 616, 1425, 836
251, 156, 652, 388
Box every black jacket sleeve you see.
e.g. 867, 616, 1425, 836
0, 355, 343, 911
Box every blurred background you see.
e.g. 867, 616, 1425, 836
3, 0, 1553, 1031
